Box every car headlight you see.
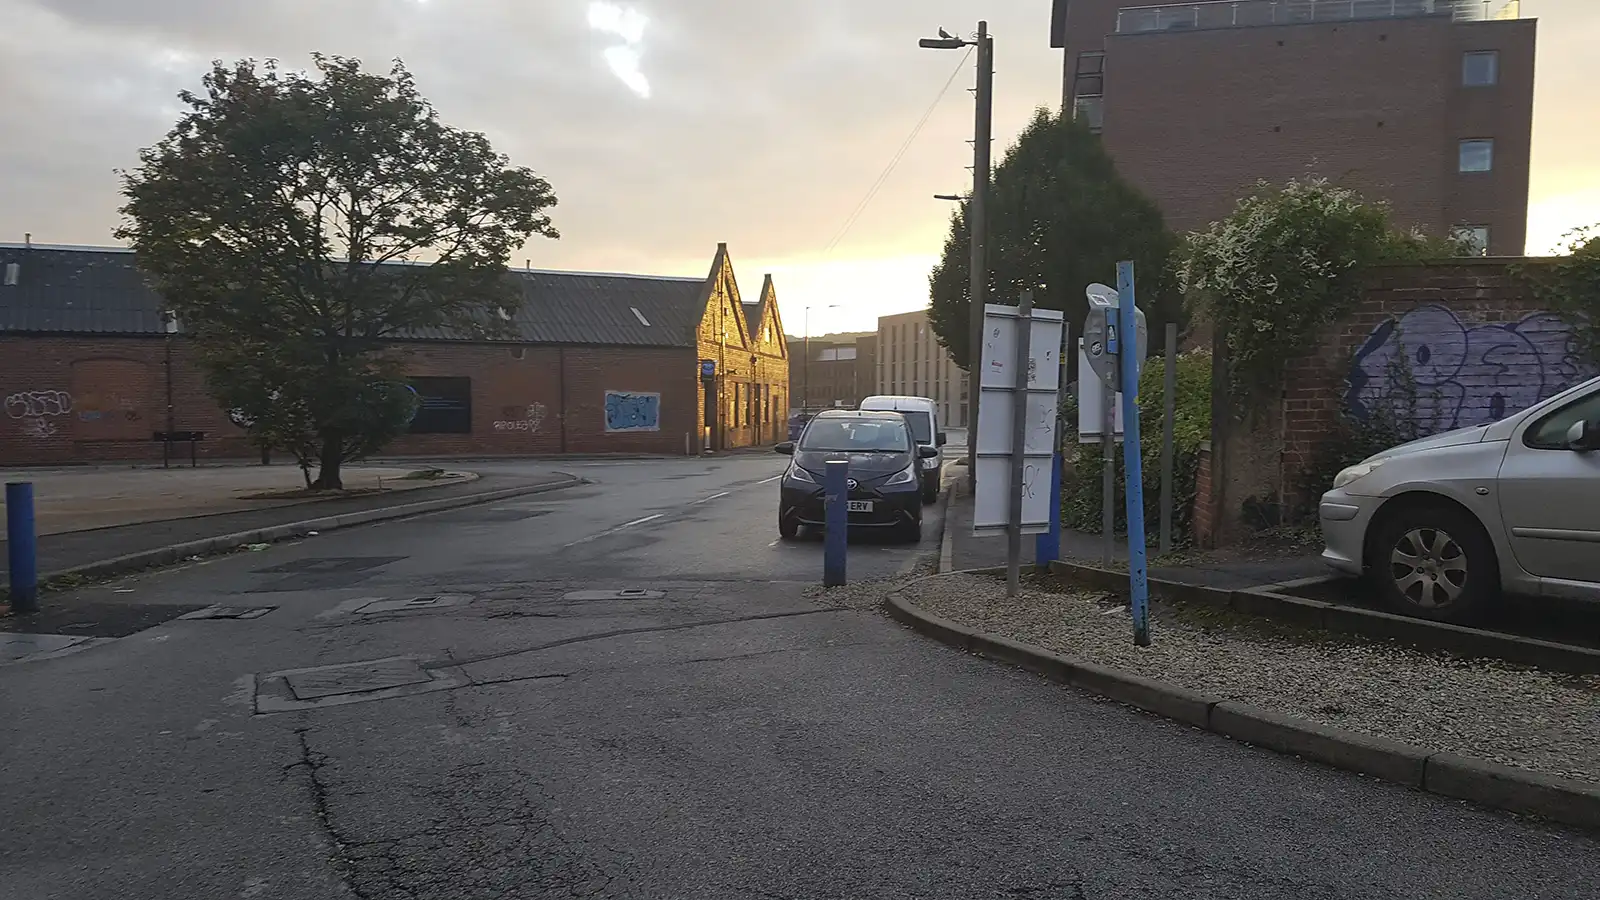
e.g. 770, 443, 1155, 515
787, 465, 817, 484
885, 464, 918, 486
1332, 460, 1384, 490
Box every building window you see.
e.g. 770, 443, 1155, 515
1458, 139, 1494, 173
1451, 225, 1491, 257
1463, 51, 1498, 87
407, 377, 472, 434
1073, 52, 1105, 133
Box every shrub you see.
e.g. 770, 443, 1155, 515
1060, 348, 1212, 544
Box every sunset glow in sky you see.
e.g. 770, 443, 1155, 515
0, 0, 1594, 336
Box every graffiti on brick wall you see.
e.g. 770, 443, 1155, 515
493, 403, 548, 434
1345, 304, 1589, 435
74, 390, 142, 424
5, 390, 72, 419
6, 389, 73, 441
604, 391, 660, 433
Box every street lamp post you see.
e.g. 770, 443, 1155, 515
803, 303, 839, 411
922, 22, 993, 492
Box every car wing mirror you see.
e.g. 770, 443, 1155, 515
918, 445, 939, 459
775, 441, 795, 455
1567, 420, 1600, 452
936, 432, 948, 447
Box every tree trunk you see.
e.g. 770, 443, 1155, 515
312, 433, 344, 490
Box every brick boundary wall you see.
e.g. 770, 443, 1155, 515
0, 337, 733, 466
1193, 259, 1585, 547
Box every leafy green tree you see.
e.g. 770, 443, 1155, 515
1178, 177, 1462, 408
928, 109, 1182, 373
117, 55, 559, 488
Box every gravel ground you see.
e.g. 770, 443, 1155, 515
885, 573, 1600, 786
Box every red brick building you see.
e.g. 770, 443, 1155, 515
0, 242, 788, 466
1051, 0, 1535, 254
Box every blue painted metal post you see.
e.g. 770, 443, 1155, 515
1116, 262, 1151, 646
823, 459, 848, 587
1036, 453, 1062, 567
6, 482, 40, 614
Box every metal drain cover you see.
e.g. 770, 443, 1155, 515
179, 606, 276, 620
284, 657, 432, 700
562, 589, 665, 601
354, 595, 466, 615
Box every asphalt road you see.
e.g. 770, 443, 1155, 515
2, 454, 1596, 899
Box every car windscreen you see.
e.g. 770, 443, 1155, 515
895, 410, 933, 444
800, 419, 911, 452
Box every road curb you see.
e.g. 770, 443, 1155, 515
936, 477, 959, 574
32, 476, 587, 587
1046, 559, 1600, 676
884, 576, 1600, 833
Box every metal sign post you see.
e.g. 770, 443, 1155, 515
1005, 294, 1036, 597
1117, 261, 1152, 647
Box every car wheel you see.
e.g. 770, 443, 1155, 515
902, 517, 923, 543
778, 511, 799, 540
1367, 501, 1497, 624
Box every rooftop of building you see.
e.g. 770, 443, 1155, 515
1111, 0, 1521, 35
0, 243, 736, 349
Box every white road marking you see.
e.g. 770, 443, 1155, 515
562, 514, 666, 548
757, 475, 783, 485
693, 491, 731, 505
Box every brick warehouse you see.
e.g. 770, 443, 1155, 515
0, 242, 789, 466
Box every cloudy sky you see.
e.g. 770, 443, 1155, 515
1, 1, 1595, 337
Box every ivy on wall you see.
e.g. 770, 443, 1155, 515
1526, 226, 1600, 370
1176, 178, 1463, 412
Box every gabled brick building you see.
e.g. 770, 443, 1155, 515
0, 241, 787, 465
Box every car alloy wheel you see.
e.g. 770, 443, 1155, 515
1387, 527, 1469, 609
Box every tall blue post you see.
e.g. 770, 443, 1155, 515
1116, 262, 1151, 646
1036, 453, 1062, 567
823, 459, 848, 587
6, 482, 39, 614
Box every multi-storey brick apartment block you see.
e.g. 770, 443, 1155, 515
786, 333, 877, 412
1050, 0, 1534, 254
0, 241, 788, 465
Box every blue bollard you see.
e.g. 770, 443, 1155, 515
823, 459, 848, 587
6, 482, 39, 614
1036, 451, 1063, 568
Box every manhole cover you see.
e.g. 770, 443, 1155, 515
562, 589, 665, 601
284, 657, 432, 700
355, 595, 466, 615
179, 606, 276, 621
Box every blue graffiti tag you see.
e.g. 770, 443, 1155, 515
604, 391, 661, 433
1346, 304, 1590, 435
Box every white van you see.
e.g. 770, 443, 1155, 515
858, 395, 946, 502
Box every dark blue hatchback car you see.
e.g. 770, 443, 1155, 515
774, 410, 937, 543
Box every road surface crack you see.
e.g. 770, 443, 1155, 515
434, 607, 842, 670
286, 726, 373, 899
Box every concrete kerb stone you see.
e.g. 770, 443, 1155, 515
38, 476, 587, 586
885, 574, 1600, 833
1049, 559, 1600, 676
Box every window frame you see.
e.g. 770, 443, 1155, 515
1450, 225, 1491, 257
1458, 139, 1495, 173
1076, 52, 1105, 76
1523, 390, 1600, 450
1462, 50, 1499, 88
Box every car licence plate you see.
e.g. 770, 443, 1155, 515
847, 500, 873, 513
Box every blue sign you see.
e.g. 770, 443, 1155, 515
700, 360, 716, 378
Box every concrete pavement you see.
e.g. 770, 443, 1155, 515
1, 454, 1595, 899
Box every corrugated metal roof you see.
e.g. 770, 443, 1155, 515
0, 245, 711, 348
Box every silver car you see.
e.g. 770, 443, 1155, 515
1319, 374, 1600, 623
